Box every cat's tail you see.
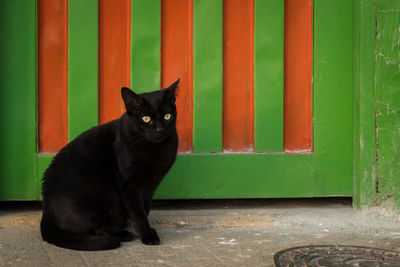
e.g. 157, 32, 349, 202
40, 217, 120, 251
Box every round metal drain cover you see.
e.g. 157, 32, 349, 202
274, 245, 400, 267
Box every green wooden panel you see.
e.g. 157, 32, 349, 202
131, 0, 161, 92
0, 0, 38, 200
254, 0, 284, 152
193, 0, 223, 152
68, 0, 98, 140
353, 0, 377, 208
155, 153, 351, 199
34, 0, 354, 200
14, 0, 354, 200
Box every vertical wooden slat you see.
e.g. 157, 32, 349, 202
38, 0, 68, 153
161, 0, 193, 152
0, 0, 37, 199
131, 0, 160, 92
284, 0, 313, 153
193, 0, 223, 153
254, 0, 284, 152
223, 0, 254, 152
99, 0, 130, 124
312, 0, 354, 191
68, 0, 98, 140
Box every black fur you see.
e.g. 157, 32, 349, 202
40, 80, 179, 251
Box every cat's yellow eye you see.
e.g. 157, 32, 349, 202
164, 113, 171, 120
142, 116, 151, 123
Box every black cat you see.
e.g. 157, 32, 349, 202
40, 79, 179, 251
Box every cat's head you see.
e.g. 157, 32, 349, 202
121, 79, 179, 143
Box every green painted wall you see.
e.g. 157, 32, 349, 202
355, 0, 400, 210
374, 0, 400, 209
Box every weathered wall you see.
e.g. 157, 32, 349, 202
374, 0, 400, 209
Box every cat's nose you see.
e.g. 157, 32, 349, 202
154, 121, 164, 133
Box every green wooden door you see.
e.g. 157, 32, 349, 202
0, 0, 353, 200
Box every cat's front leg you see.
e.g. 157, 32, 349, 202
118, 185, 160, 245
128, 198, 160, 245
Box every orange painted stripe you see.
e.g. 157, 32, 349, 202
223, 0, 254, 152
38, 0, 68, 153
161, 0, 193, 152
98, 0, 131, 124
284, 0, 313, 153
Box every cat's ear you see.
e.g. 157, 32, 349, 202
163, 78, 180, 103
121, 87, 143, 113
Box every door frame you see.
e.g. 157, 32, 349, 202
352, 0, 377, 209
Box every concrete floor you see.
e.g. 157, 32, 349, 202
0, 198, 400, 266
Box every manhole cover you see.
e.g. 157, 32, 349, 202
274, 245, 400, 267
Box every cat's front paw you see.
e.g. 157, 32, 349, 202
141, 228, 160, 245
